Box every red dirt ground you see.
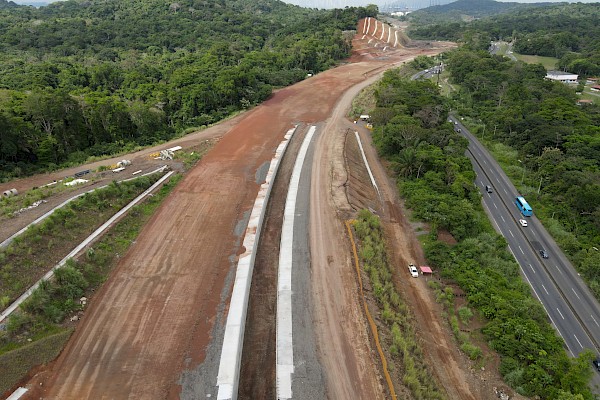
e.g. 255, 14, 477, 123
9, 23, 510, 400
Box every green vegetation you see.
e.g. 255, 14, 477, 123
409, 3, 600, 76
406, 0, 543, 26
512, 53, 558, 71
0, 0, 376, 181
0, 175, 160, 308
352, 210, 445, 400
445, 49, 600, 301
369, 70, 595, 399
0, 173, 181, 393
0, 328, 73, 395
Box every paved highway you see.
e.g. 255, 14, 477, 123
449, 116, 600, 389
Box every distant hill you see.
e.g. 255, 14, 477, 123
0, 0, 19, 9
14, 1, 49, 6
407, 0, 551, 24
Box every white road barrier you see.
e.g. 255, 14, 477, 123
217, 126, 297, 400
0, 170, 174, 325
276, 125, 316, 400
0, 166, 168, 250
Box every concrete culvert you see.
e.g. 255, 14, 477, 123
2, 188, 18, 198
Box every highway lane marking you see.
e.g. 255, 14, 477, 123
519, 245, 524, 255
555, 265, 563, 275
541, 284, 548, 294
501, 215, 505, 223
557, 308, 565, 320
483, 159, 487, 164
571, 288, 580, 300
503, 188, 507, 194
493, 202, 498, 209
532, 230, 536, 237
509, 246, 574, 357
573, 334, 583, 349
496, 177, 500, 183
591, 315, 599, 327
509, 229, 514, 238
529, 264, 536, 274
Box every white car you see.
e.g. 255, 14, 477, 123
408, 264, 419, 278
519, 219, 528, 227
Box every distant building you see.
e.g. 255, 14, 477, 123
545, 71, 578, 84
577, 99, 593, 106
591, 85, 600, 92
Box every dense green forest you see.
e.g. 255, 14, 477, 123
444, 49, 600, 298
370, 70, 595, 400
0, 0, 376, 180
408, 2, 600, 75
406, 3, 600, 305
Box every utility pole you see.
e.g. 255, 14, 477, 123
518, 159, 525, 183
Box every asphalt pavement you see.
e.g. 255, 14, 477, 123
449, 115, 600, 391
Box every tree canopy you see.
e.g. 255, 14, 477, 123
0, 0, 375, 180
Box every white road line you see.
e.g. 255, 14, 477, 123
571, 288, 580, 300
503, 188, 507, 194
555, 265, 563, 275
532, 230, 536, 237
573, 334, 583, 349
0, 169, 174, 324
276, 125, 316, 400
493, 202, 498, 209
501, 215, 505, 223
519, 245, 524, 255
509, 229, 514, 238
591, 315, 599, 327
496, 177, 500, 183
483, 159, 487, 164
508, 246, 573, 356
529, 264, 536, 274
541, 284, 549, 294
557, 308, 565, 320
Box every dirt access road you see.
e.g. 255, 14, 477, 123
14, 24, 489, 399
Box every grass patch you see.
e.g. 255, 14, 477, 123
0, 328, 73, 395
349, 83, 377, 119
512, 53, 558, 70
0, 173, 182, 394
0, 176, 161, 309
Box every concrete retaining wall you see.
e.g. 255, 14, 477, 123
216, 126, 297, 400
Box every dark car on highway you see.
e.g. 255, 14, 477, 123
539, 249, 549, 259
593, 358, 600, 372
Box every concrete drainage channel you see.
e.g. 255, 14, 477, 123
216, 126, 298, 400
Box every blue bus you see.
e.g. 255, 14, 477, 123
515, 196, 533, 217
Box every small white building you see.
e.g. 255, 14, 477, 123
545, 70, 578, 84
